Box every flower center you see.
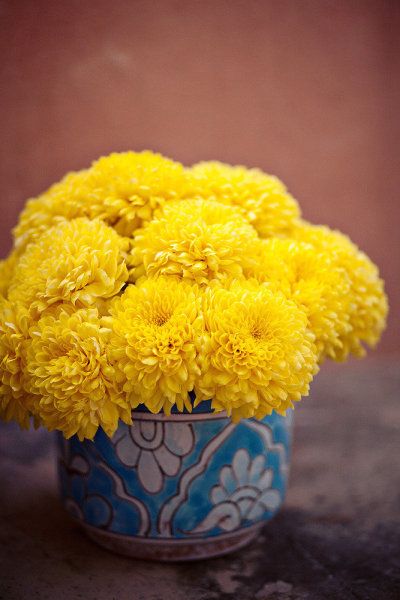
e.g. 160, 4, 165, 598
249, 316, 267, 341
151, 311, 170, 326
251, 327, 262, 340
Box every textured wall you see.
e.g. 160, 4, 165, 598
0, 0, 398, 352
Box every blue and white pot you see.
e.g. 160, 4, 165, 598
57, 403, 293, 561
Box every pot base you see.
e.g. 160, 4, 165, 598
82, 522, 263, 561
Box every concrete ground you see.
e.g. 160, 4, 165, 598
0, 359, 399, 600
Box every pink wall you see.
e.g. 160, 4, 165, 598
1, 0, 398, 352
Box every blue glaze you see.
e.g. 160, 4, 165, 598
57, 410, 293, 543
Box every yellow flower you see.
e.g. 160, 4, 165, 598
196, 280, 318, 420
1, 150, 389, 436
0, 250, 19, 298
27, 306, 130, 440
250, 238, 352, 361
187, 161, 300, 238
13, 151, 187, 249
0, 300, 39, 428
107, 277, 202, 414
9, 218, 129, 313
293, 222, 388, 359
13, 170, 92, 251
131, 199, 260, 285
85, 151, 188, 236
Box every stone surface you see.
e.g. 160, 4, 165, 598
0, 359, 399, 600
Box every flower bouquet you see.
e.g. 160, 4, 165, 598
0, 152, 387, 560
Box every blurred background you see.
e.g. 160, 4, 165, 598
0, 0, 398, 353
1, 4, 399, 597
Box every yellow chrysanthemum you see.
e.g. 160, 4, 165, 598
250, 238, 352, 360
293, 222, 388, 359
27, 306, 130, 440
0, 250, 19, 298
0, 150, 389, 437
187, 161, 300, 238
131, 199, 260, 285
196, 281, 318, 420
0, 300, 39, 428
13, 151, 187, 249
84, 151, 188, 236
107, 277, 202, 414
9, 218, 129, 313
13, 169, 92, 251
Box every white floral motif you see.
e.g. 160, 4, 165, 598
188, 448, 281, 534
115, 420, 195, 494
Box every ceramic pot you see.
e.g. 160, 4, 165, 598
57, 403, 293, 561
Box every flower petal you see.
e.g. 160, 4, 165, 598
138, 450, 163, 494
154, 444, 181, 477
164, 422, 194, 456
211, 484, 227, 505
258, 469, 273, 490
232, 448, 251, 487
220, 465, 237, 496
115, 434, 140, 467
249, 454, 265, 485
247, 488, 281, 519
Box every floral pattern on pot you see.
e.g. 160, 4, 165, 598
186, 449, 281, 534
57, 409, 293, 557
114, 420, 195, 494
